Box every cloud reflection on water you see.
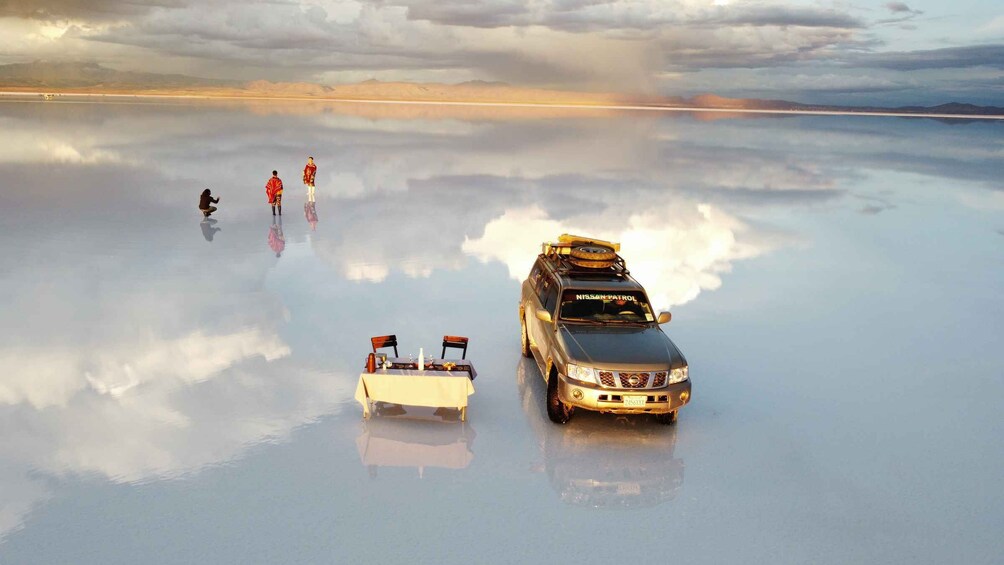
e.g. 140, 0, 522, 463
0, 99, 1001, 548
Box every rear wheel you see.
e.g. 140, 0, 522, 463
520, 315, 532, 358
655, 411, 678, 425
546, 371, 574, 424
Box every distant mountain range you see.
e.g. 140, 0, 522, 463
2, 61, 1002, 117
0, 61, 236, 88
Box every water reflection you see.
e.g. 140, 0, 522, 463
0, 100, 1001, 559
304, 201, 318, 231
200, 218, 221, 242
517, 358, 684, 508
357, 408, 476, 478
268, 216, 285, 257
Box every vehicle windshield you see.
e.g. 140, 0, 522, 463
558, 290, 655, 324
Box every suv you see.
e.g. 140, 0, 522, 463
519, 235, 691, 424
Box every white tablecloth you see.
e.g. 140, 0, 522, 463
355, 369, 476, 419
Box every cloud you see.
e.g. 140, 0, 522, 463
462, 203, 786, 309
875, 1, 922, 25
0, 0, 873, 90
851, 44, 1004, 71
714, 5, 863, 28
884, 2, 918, 14
388, 1, 863, 31
0, 0, 184, 20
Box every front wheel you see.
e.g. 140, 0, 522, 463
655, 411, 678, 425
520, 315, 532, 358
546, 372, 574, 424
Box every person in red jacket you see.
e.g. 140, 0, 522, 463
303, 156, 317, 203
266, 170, 283, 216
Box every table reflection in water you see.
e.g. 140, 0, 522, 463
517, 358, 684, 509
356, 406, 476, 479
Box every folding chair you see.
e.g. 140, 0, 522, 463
441, 335, 469, 359
371, 334, 399, 357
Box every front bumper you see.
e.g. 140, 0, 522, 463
558, 374, 691, 414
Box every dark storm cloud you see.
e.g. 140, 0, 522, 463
876, 1, 922, 25
713, 5, 863, 29
885, 2, 915, 14
395, 0, 528, 28
661, 27, 865, 70
0, 0, 184, 20
853, 44, 1004, 70
388, 0, 863, 31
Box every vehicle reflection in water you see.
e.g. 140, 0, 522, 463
356, 406, 476, 479
517, 358, 684, 508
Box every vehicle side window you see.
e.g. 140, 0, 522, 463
528, 261, 543, 290
542, 279, 559, 313
536, 275, 555, 306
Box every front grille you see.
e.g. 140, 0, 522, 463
597, 370, 668, 389
618, 372, 649, 388
652, 372, 667, 387
598, 371, 616, 387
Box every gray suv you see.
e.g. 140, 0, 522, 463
519, 235, 691, 424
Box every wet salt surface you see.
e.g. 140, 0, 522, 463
0, 99, 1002, 564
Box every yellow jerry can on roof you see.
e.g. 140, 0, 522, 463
543, 234, 621, 256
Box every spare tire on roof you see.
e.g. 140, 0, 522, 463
569, 244, 617, 262
568, 244, 617, 269
569, 257, 615, 269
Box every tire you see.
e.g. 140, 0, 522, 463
568, 257, 615, 269
570, 244, 616, 262
520, 315, 532, 358
655, 411, 678, 425
546, 370, 574, 424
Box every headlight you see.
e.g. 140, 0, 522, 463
566, 363, 597, 384
668, 366, 689, 384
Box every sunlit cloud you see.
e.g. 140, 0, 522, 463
462, 203, 782, 310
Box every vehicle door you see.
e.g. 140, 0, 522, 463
531, 275, 559, 363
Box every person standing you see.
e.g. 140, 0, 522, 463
302, 156, 317, 203
198, 188, 220, 218
266, 170, 283, 216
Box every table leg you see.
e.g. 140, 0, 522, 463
460, 406, 466, 421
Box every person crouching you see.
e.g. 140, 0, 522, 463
199, 188, 220, 218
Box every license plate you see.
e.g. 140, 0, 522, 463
623, 395, 647, 407
617, 483, 641, 495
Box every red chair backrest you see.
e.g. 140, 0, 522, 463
371, 335, 398, 356
441, 335, 469, 359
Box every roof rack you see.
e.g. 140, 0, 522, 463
543, 252, 630, 277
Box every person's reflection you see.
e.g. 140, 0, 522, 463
268, 216, 285, 257
200, 218, 221, 242
516, 357, 684, 508
356, 408, 476, 479
304, 201, 318, 231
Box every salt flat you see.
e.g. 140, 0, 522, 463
0, 100, 1001, 564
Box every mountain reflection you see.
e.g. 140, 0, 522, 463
516, 358, 683, 508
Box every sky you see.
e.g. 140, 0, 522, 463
1, 0, 1002, 104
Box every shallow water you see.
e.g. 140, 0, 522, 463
0, 98, 1001, 564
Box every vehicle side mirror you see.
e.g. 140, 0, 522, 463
657, 312, 672, 324
535, 309, 553, 323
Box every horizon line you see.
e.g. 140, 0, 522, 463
2, 90, 1002, 120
